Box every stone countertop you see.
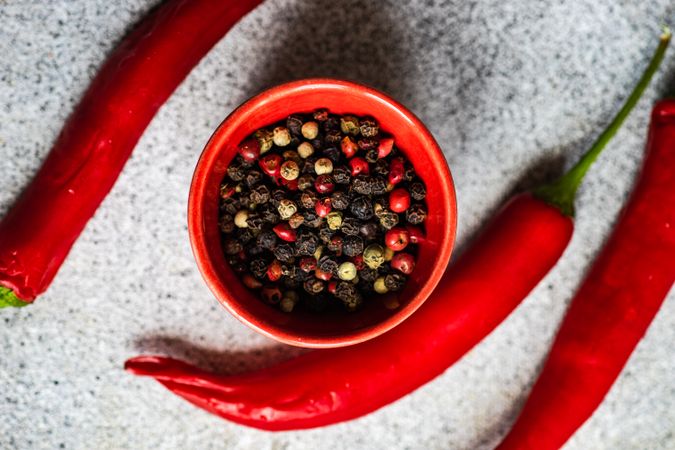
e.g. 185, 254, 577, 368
1, 1, 674, 449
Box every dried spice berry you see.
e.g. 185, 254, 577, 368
406, 204, 427, 225
341, 217, 361, 236
273, 126, 292, 146
330, 191, 350, 210
259, 154, 282, 178
303, 209, 323, 228
349, 157, 370, 177
341, 136, 358, 158
385, 227, 410, 251
314, 198, 332, 218
332, 166, 351, 184
334, 282, 362, 311
280, 160, 300, 181
250, 185, 270, 204
288, 213, 305, 229
314, 157, 333, 175
234, 210, 249, 228
359, 267, 378, 282
350, 196, 374, 220
378, 137, 394, 158
373, 159, 389, 176
223, 238, 243, 255
277, 199, 298, 220
300, 191, 318, 209
273, 223, 297, 242
325, 129, 342, 145
256, 230, 277, 250
273, 243, 294, 262
323, 146, 341, 163
220, 197, 239, 215
258, 203, 280, 224
359, 118, 379, 137
352, 175, 371, 195
319, 227, 335, 244
236, 228, 255, 244
374, 276, 388, 294
340, 115, 360, 135
314, 175, 335, 194
384, 273, 407, 291
301, 121, 319, 140
369, 177, 388, 195
318, 256, 339, 275
364, 148, 379, 163
391, 252, 415, 275
313, 109, 329, 122
315, 268, 333, 281
220, 183, 236, 199
242, 274, 262, 290
404, 164, 416, 182
219, 215, 235, 233
227, 163, 246, 181
246, 243, 264, 256
271, 189, 286, 207
297, 142, 314, 159
267, 260, 283, 282
286, 115, 303, 136
343, 235, 364, 257
337, 261, 357, 281
363, 244, 385, 269
303, 277, 325, 295
389, 188, 411, 213
245, 170, 263, 187
261, 285, 282, 304
254, 129, 273, 154
297, 174, 314, 191
410, 182, 426, 201
301, 157, 317, 174
295, 232, 319, 256
245, 213, 264, 230
359, 222, 379, 241
328, 235, 343, 255
323, 115, 339, 130
237, 138, 260, 163
326, 211, 343, 230
250, 259, 268, 279
299, 257, 317, 273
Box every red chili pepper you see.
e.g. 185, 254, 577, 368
498, 106, 675, 449
123, 33, 668, 430
0, 0, 263, 307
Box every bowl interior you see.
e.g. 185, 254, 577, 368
189, 79, 456, 347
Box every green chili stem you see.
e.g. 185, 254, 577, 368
535, 27, 671, 217
0, 286, 28, 308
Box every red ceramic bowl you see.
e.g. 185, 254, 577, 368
188, 79, 456, 348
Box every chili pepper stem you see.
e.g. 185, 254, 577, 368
534, 27, 671, 217
0, 286, 28, 308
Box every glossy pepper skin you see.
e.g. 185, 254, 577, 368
126, 194, 573, 431
497, 100, 675, 450
0, 0, 263, 303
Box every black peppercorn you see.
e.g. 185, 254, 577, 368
359, 118, 379, 137
352, 176, 372, 195
250, 185, 270, 204
369, 177, 388, 195
350, 196, 374, 220
332, 166, 351, 184
245, 212, 264, 230
271, 189, 286, 207
364, 148, 379, 163
404, 164, 416, 182
410, 182, 426, 201
274, 243, 294, 262
406, 203, 427, 225
286, 114, 303, 136
227, 163, 246, 181
359, 222, 379, 241
384, 273, 407, 291
323, 146, 341, 162
313, 109, 329, 122
325, 129, 342, 144
256, 230, 277, 250
341, 217, 361, 235
246, 243, 264, 256
249, 259, 268, 279
303, 277, 325, 295
373, 159, 389, 176
343, 235, 364, 257
258, 203, 280, 224
219, 214, 235, 233
222, 238, 243, 255
334, 282, 362, 311
323, 116, 340, 131
302, 210, 323, 228
235, 228, 255, 244
330, 191, 350, 210
295, 232, 319, 256
220, 198, 240, 215
319, 227, 335, 244
318, 255, 339, 275
245, 170, 263, 187
359, 267, 378, 282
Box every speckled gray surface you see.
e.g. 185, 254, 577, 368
1, 1, 674, 449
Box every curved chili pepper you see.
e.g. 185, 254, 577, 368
0, 0, 263, 307
124, 31, 669, 431
497, 100, 675, 450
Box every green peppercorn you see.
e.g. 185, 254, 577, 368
277, 199, 297, 220
273, 126, 292, 146
254, 129, 274, 154
326, 211, 343, 230
374, 276, 388, 294
337, 261, 357, 281
340, 115, 360, 135
363, 244, 385, 269
280, 290, 299, 312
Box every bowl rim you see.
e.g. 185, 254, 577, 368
188, 78, 457, 348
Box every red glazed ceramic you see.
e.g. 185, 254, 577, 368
188, 79, 457, 348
